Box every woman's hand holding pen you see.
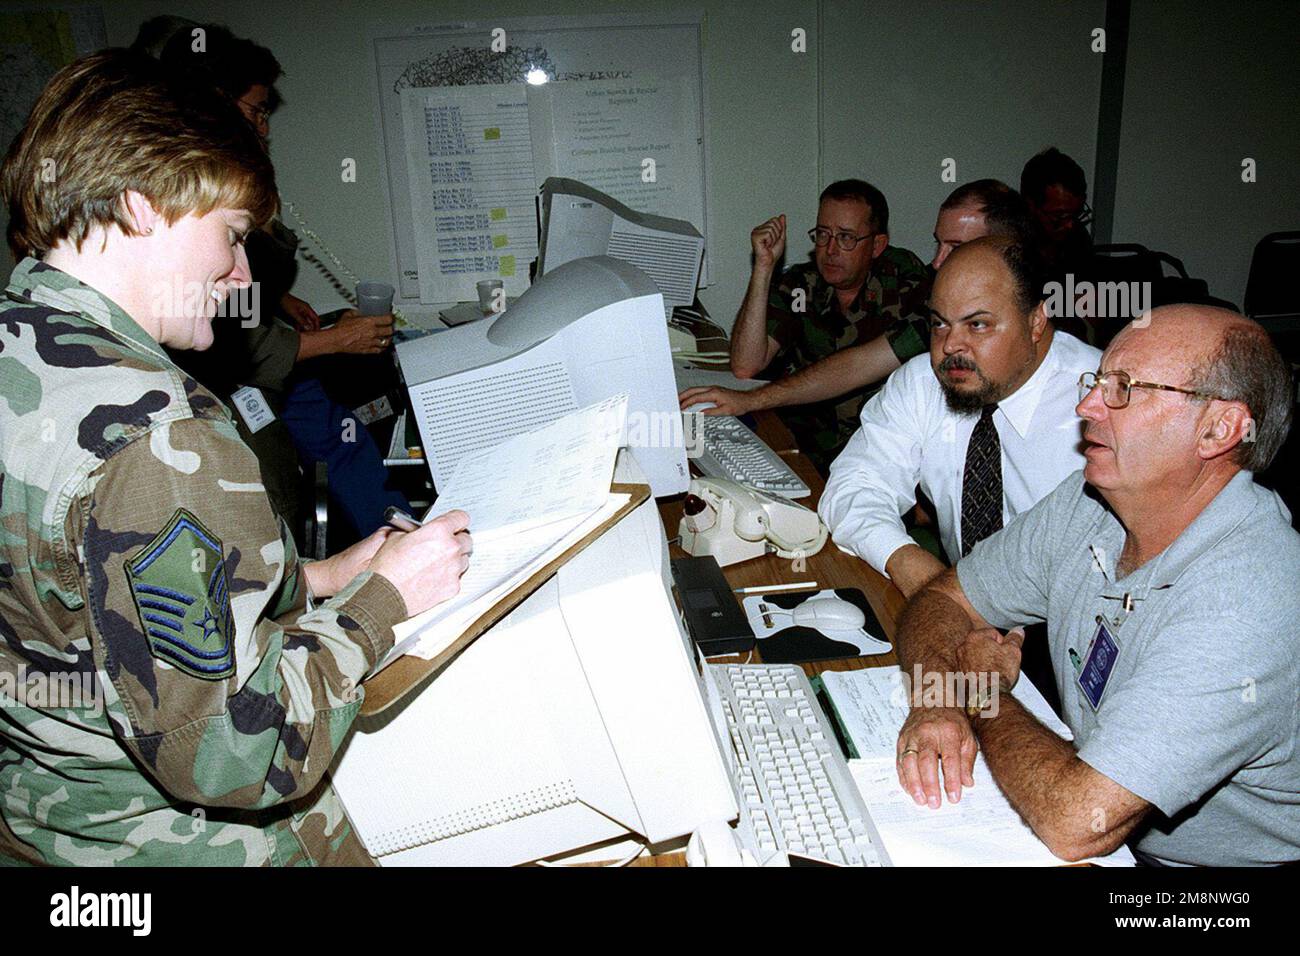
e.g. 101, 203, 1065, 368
305, 525, 394, 597
368, 510, 473, 617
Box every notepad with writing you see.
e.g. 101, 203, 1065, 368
366, 395, 630, 684
821, 666, 1135, 867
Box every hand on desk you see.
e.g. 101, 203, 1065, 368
894, 628, 1024, 809
678, 385, 759, 417
896, 706, 978, 810
369, 510, 473, 616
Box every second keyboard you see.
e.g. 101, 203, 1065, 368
686, 414, 810, 499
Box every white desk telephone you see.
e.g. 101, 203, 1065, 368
678, 478, 828, 567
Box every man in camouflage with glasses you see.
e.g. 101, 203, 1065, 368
709, 180, 930, 472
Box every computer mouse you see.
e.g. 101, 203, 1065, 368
683, 401, 717, 414
790, 597, 866, 631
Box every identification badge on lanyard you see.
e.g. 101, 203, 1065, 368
230, 386, 276, 434
1078, 618, 1121, 711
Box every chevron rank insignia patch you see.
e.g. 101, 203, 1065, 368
125, 509, 235, 681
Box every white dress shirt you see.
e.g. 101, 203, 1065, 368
818, 331, 1102, 576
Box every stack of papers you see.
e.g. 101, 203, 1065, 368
370, 394, 629, 675
821, 666, 1135, 867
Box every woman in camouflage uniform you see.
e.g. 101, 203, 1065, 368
0, 49, 470, 865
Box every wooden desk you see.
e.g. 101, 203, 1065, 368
659, 412, 907, 658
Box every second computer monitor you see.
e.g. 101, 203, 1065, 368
537, 177, 704, 317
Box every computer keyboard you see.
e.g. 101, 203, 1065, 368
709, 663, 888, 867
687, 414, 810, 499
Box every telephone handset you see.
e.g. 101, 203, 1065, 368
678, 478, 828, 567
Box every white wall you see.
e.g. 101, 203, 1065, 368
822, 0, 1105, 266
6, 0, 1294, 326
1112, 0, 1299, 310
89, 0, 820, 326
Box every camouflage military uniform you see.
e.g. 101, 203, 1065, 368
0, 259, 406, 865
764, 247, 931, 471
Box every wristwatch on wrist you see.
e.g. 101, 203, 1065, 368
965, 674, 1011, 718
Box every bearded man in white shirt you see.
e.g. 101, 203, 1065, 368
820, 235, 1101, 598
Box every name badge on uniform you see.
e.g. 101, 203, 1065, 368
230, 386, 275, 434
1078, 618, 1121, 710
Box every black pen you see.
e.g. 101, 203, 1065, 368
382, 506, 423, 532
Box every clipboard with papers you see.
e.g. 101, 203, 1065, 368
359, 394, 642, 715
360, 481, 648, 715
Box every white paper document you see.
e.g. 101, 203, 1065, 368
370, 397, 629, 674
823, 667, 1135, 867
529, 75, 707, 281
432, 393, 627, 534
374, 495, 631, 673
400, 85, 539, 304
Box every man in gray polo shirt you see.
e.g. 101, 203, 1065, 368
891, 304, 1299, 865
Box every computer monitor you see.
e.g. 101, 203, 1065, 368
537, 177, 705, 317
329, 454, 739, 866
396, 255, 690, 497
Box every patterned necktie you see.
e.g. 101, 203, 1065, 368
960, 404, 1003, 556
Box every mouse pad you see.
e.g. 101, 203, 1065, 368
741, 588, 891, 664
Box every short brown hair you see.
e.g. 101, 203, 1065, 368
2, 48, 276, 260
819, 179, 889, 234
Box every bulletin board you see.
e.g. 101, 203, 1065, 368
368, 10, 709, 306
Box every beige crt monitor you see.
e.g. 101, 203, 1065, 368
537, 177, 705, 319
396, 255, 690, 497
328, 455, 738, 865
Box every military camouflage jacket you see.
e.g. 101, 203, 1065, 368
0, 259, 405, 865
764, 248, 931, 470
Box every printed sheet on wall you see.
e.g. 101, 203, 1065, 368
369, 12, 709, 305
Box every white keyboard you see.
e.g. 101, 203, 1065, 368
687, 414, 810, 499
710, 663, 888, 867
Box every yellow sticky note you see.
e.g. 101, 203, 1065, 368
483, 127, 501, 140
492, 234, 509, 249
499, 255, 516, 277
489, 207, 507, 221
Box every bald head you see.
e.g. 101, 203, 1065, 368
1101, 305, 1293, 473
1110, 305, 1253, 370
935, 235, 1043, 316
939, 236, 1004, 273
